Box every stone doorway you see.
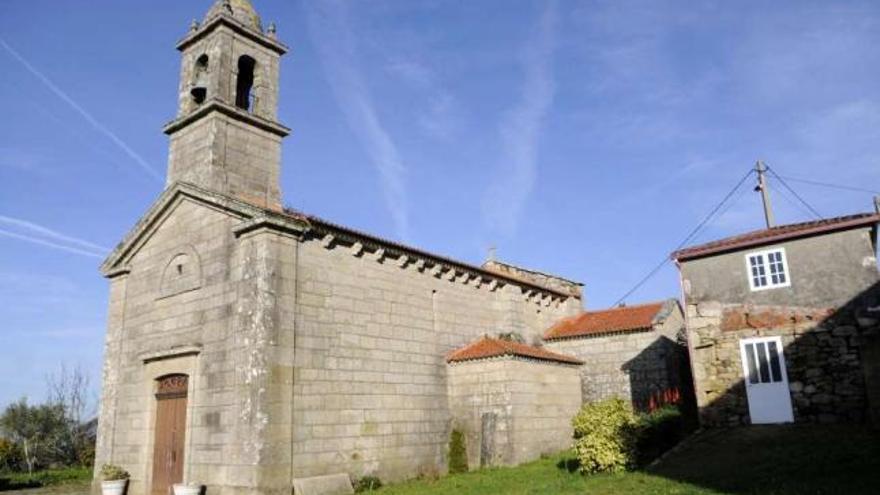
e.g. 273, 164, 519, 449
151, 375, 188, 495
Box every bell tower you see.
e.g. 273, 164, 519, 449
163, 0, 289, 210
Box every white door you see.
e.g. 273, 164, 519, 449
739, 336, 794, 424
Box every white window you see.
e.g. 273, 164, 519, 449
746, 248, 790, 291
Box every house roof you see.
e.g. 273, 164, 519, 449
543, 301, 666, 340
446, 336, 583, 365
671, 213, 880, 262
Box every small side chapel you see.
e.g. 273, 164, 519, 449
93, 2, 688, 495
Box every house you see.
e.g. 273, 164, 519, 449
543, 300, 690, 412
92, 2, 677, 494
672, 207, 880, 426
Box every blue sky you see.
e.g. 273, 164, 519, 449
1, 0, 879, 409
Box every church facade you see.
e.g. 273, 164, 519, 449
93, 2, 688, 495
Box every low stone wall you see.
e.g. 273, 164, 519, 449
447, 357, 582, 468
687, 301, 879, 426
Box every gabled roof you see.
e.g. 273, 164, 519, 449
543, 301, 667, 340
672, 213, 880, 262
102, 182, 579, 300
446, 336, 583, 365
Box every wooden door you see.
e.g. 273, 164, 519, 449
151, 375, 188, 495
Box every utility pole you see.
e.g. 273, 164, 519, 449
755, 160, 775, 228
874, 195, 880, 215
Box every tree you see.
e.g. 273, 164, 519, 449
0, 399, 67, 474
46, 365, 94, 467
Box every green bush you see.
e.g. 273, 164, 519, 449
99, 464, 130, 481
353, 475, 382, 492
571, 398, 638, 474
636, 406, 684, 466
448, 429, 468, 474
0, 438, 23, 472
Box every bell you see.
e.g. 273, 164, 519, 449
190, 73, 208, 105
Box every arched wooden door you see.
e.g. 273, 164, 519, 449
151, 375, 188, 495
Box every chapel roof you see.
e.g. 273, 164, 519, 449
446, 336, 583, 365
283, 207, 583, 300
671, 212, 880, 262
543, 301, 669, 340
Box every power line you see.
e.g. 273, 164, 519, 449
766, 181, 817, 220
775, 175, 880, 196
765, 166, 823, 219
613, 168, 756, 306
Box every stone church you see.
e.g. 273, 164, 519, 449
93, 2, 689, 494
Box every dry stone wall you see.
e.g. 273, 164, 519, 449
687, 301, 878, 426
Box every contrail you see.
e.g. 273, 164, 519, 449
0, 37, 162, 182
0, 215, 109, 254
0, 228, 104, 259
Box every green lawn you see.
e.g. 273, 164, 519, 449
0, 467, 91, 493
376, 425, 880, 495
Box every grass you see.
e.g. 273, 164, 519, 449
0, 467, 91, 492
372, 424, 880, 494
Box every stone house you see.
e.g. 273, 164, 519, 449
672, 210, 880, 426
92, 2, 688, 494
543, 300, 690, 412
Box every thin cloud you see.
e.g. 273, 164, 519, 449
0, 229, 104, 259
0, 214, 108, 254
386, 58, 461, 140
482, 1, 558, 236
0, 37, 162, 182
305, 1, 410, 240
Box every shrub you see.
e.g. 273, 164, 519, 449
353, 475, 382, 492
99, 464, 130, 481
636, 406, 685, 466
448, 429, 468, 474
571, 398, 638, 474
0, 438, 23, 472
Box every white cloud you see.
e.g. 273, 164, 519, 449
0, 38, 162, 182
386, 58, 461, 140
305, 1, 410, 240
0, 214, 108, 259
482, 1, 558, 236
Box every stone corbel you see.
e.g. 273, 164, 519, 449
321, 234, 335, 249
232, 216, 306, 240
350, 242, 364, 256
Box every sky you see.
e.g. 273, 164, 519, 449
1, 0, 879, 410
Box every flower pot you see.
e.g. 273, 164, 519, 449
173, 484, 203, 495
101, 479, 128, 495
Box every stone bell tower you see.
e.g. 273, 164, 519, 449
163, 0, 289, 210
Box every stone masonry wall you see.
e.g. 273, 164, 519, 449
687, 301, 878, 426
447, 358, 582, 469
545, 308, 687, 411
94, 197, 301, 495
290, 234, 580, 482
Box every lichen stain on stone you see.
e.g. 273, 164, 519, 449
235, 238, 278, 460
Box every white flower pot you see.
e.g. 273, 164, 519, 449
101, 480, 128, 495
173, 484, 203, 495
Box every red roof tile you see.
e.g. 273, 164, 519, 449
544, 302, 665, 340
672, 213, 880, 262
446, 336, 583, 365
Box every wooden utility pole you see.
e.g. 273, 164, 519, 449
755, 160, 775, 228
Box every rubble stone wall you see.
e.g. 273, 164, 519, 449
687, 301, 879, 426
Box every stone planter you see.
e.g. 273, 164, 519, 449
101, 480, 128, 495
173, 484, 203, 495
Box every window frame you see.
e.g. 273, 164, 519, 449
745, 247, 791, 292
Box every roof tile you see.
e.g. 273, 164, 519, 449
544, 302, 665, 340
672, 213, 880, 261
446, 336, 583, 365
